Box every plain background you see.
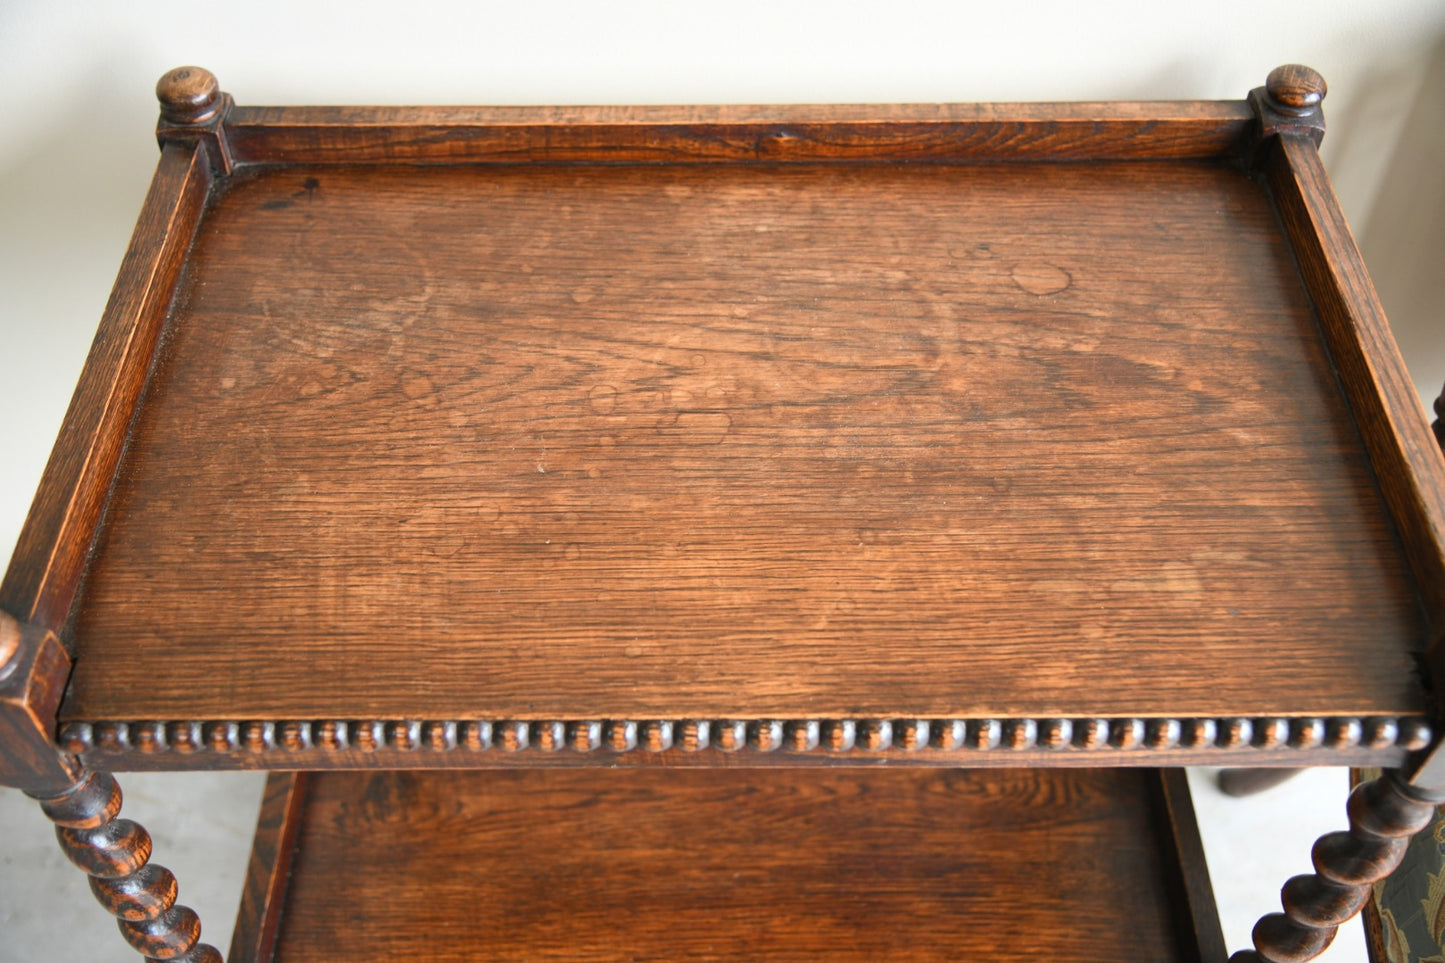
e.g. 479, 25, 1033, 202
1, 2, 1443, 960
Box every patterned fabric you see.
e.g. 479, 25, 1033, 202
1359, 768, 1445, 962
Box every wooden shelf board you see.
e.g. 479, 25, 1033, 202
239, 766, 1214, 962
60, 159, 1425, 722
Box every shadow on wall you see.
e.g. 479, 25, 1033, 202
1355, 35, 1445, 412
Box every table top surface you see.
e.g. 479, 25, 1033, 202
55, 156, 1427, 724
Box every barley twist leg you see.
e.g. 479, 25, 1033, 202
28, 769, 223, 962
1229, 769, 1443, 962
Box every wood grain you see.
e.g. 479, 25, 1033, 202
1156, 768, 1229, 963
0, 142, 212, 633
1264, 134, 1445, 696
229, 773, 308, 963
253, 766, 1207, 962
61, 159, 1426, 723
223, 101, 1255, 165
0, 613, 77, 792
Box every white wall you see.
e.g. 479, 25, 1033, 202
1, 3, 1442, 961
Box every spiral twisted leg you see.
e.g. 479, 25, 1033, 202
1229, 769, 1444, 962
28, 769, 222, 962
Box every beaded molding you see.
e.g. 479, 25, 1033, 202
59, 715, 1433, 757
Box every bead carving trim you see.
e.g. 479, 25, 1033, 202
59, 715, 1432, 760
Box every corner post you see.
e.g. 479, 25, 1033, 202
1, 68, 235, 961
1248, 63, 1327, 150
0, 609, 80, 795
3, 608, 223, 961
1229, 770, 1445, 962
156, 66, 234, 174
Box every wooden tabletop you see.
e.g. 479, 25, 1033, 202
54, 156, 1427, 725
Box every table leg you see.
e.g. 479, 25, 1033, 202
1229, 768, 1444, 962
26, 768, 222, 963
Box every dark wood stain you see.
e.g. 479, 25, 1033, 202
1155, 768, 1228, 963
0, 613, 77, 793
29, 769, 222, 962
229, 772, 308, 963
4, 66, 1443, 962
223, 101, 1256, 165
258, 766, 1200, 962
59, 714, 1432, 774
61, 159, 1425, 722
1230, 770, 1445, 963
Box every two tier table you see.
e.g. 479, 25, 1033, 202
3, 64, 1444, 962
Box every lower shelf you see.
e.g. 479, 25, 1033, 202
232, 766, 1222, 962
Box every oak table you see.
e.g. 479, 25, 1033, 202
3, 64, 1443, 962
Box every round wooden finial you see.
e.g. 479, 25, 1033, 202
156, 66, 223, 124
1266, 64, 1327, 115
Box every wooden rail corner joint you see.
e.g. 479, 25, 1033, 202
1248, 63, 1327, 150
3, 611, 219, 960
156, 66, 234, 175
0, 609, 80, 796
1245, 61, 1325, 171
